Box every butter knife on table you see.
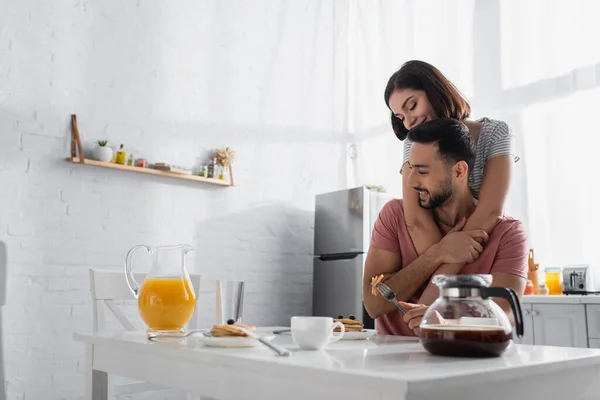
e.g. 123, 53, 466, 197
237, 327, 291, 357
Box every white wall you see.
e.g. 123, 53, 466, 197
0, 1, 350, 398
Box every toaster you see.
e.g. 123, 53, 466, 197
562, 265, 595, 293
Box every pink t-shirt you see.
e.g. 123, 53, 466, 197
370, 199, 529, 336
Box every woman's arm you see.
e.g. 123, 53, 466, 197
416, 155, 513, 305
462, 155, 512, 233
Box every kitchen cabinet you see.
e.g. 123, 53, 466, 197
585, 305, 600, 339
514, 302, 588, 348
531, 304, 588, 348
588, 338, 600, 348
514, 304, 535, 345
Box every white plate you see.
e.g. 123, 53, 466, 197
340, 329, 377, 341
196, 335, 276, 348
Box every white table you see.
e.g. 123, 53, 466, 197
75, 327, 600, 400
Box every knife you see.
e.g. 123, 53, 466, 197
237, 327, 291, 357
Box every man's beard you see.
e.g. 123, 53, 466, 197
415, 179, 453, 210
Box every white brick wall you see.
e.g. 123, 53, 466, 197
0, 1, 350, 398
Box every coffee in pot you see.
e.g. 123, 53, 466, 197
419, 275, 523, 358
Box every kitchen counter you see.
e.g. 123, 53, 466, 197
75, 328, 600, 400
522, 294, 600, 304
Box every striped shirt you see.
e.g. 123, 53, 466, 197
402, 117, 518, 198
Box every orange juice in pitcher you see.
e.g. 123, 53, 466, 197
138, 278, 195, 331
125, 244, 196, 338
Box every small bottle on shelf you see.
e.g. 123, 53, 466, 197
524, 280, 534, 295
207, 157, 217, 179
115, 144, 126, 165
538, 283, 549, 296
127, 153, 135, 166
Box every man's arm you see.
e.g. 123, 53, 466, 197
491, 272, 526, 327
362, 246, 443, 319
363, 228, 489, 319
489, 221, 529, 326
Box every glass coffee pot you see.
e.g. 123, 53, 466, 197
419, 274, 524, 358
125, 244, 196, 339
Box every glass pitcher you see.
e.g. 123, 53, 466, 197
544, 267, 563, 295
419, 274, 524, 358
125, 244, 196, 339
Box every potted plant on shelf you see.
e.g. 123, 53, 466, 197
92, 140, 113, 162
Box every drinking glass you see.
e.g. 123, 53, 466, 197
216, 280, 245, 325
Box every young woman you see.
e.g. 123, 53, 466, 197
384, 60, 518, 305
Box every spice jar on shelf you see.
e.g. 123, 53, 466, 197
198, 165, 208, 177
136, 158, 148, 168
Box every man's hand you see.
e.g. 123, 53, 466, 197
400, 301, 450, 335
400, 301, 429, 335
433, 218, 489, 264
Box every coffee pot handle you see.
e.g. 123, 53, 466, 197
125, 244, 151, 298
480, 286, 524, 337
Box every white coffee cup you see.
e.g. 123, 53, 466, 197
291, 316, 345, 350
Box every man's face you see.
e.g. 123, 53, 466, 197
407, 142, 453, 209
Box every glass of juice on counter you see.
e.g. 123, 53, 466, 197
545, 267, 563, 295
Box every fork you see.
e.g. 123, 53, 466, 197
373, 282, 408, 314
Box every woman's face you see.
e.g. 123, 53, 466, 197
388, 88, 437, 130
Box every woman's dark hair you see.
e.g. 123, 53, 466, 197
384, 60, 471, 141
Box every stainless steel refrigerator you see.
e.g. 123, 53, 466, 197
312, 186, 393, 329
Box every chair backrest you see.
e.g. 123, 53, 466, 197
89, 269, 201, 333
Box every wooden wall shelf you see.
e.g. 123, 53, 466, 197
66, 157, 235, 187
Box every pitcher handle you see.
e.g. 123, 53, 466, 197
125, 244, 150, 298
480, 287, 524, 338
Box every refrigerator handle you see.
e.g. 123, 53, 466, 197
317, 253, 363, 261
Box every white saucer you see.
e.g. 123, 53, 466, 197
196, 335, 276, 348
340, 329, 377, 341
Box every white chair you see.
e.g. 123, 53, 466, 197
89, 269, 201, 398
0, 241, 6, 400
